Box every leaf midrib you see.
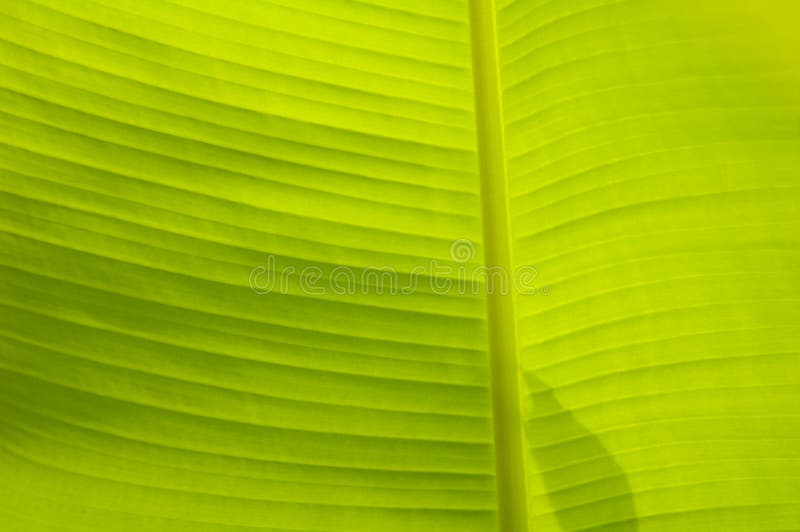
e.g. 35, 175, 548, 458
468, 1, 529, 531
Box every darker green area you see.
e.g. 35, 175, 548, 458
525, 374, 638, 531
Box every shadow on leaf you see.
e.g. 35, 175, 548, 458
524, 373, 638, 531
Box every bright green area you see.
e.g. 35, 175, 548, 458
498, 1, 800, 530
1, 1, 799, 531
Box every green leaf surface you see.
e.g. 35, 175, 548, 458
1, 1, 799, 531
